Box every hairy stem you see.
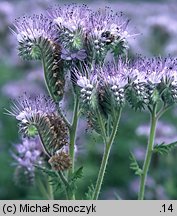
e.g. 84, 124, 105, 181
96, 108, 107, 143
58, 106, 71, 129
68, 96, 80, 199
93, 108, 122, 200
138, 104, 157, 200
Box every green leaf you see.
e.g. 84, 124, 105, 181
129, 152, 143, 176
85, 184, 95, 200
70, 166, 83, 182
68, 166, 83, 193
35, 166, 63, 193
111, 40, 128, 59
153, 142, 177, 155
35, 165, 58, 178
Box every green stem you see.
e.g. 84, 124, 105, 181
93, 108, 122, 200
58, 171, 70, 199
96, 108, 107, 144
156, 104, 170, 119
47, 176, 54, 200
37, 177, 51, 199
58, 106, 71, 129
68, 96, 80, 199
138, 104, 157, 200
37, 175, 54, 200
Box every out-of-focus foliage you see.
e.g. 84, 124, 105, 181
1, 0, 177, 200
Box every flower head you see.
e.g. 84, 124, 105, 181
90, 8, 129, 40
49, 4, 91, 33
77, 71, 97, 105
8, 94, 69, 155
12, 137, 42, 185
88, 8, 130, 56
126, 56, 177, 107
12, 137, 42, 171
130, 56, 177, 84
13, 14, 56, 60
8, 94, 56, 126
48, 151, 71, 171
49, 4, 90, 60
98, 61, 127, 107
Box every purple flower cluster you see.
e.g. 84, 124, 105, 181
130, 57, 177, 84
12, 137, 42, 173
14, 15, 54, 42
89, 8, 130, 52
48, 4, 91, 33
13, 4, 131, 63
13, 14, 57, 60
76, 56, 177, 111
8, 94, 56, 125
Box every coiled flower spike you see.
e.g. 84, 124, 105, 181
48, 4, 91, 61
13, 15, 65, 102
7, 95, 69, 156
99, 61, 127, 109
88, 7, 131, 61
125, 56, 177, 109
14, 14, 56, 60
76, 67, 98, 109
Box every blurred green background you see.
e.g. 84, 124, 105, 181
1, 0, 177, 200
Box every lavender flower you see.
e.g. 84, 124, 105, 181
12, 137, 42, 185
61, 48, 87, 61
77, 72, 97, 106
90, 8, 130, 41
88, 8, 130, 58
8, 94, 69, 155
49, 4, 91, 33
12, 137, 42, 171
48, 4, 91, 57
99, 62, 127, 107
125, 56, 177, 109
8, 94, 56, 126
130, 57, 177, 85
13, 14, 56, 60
